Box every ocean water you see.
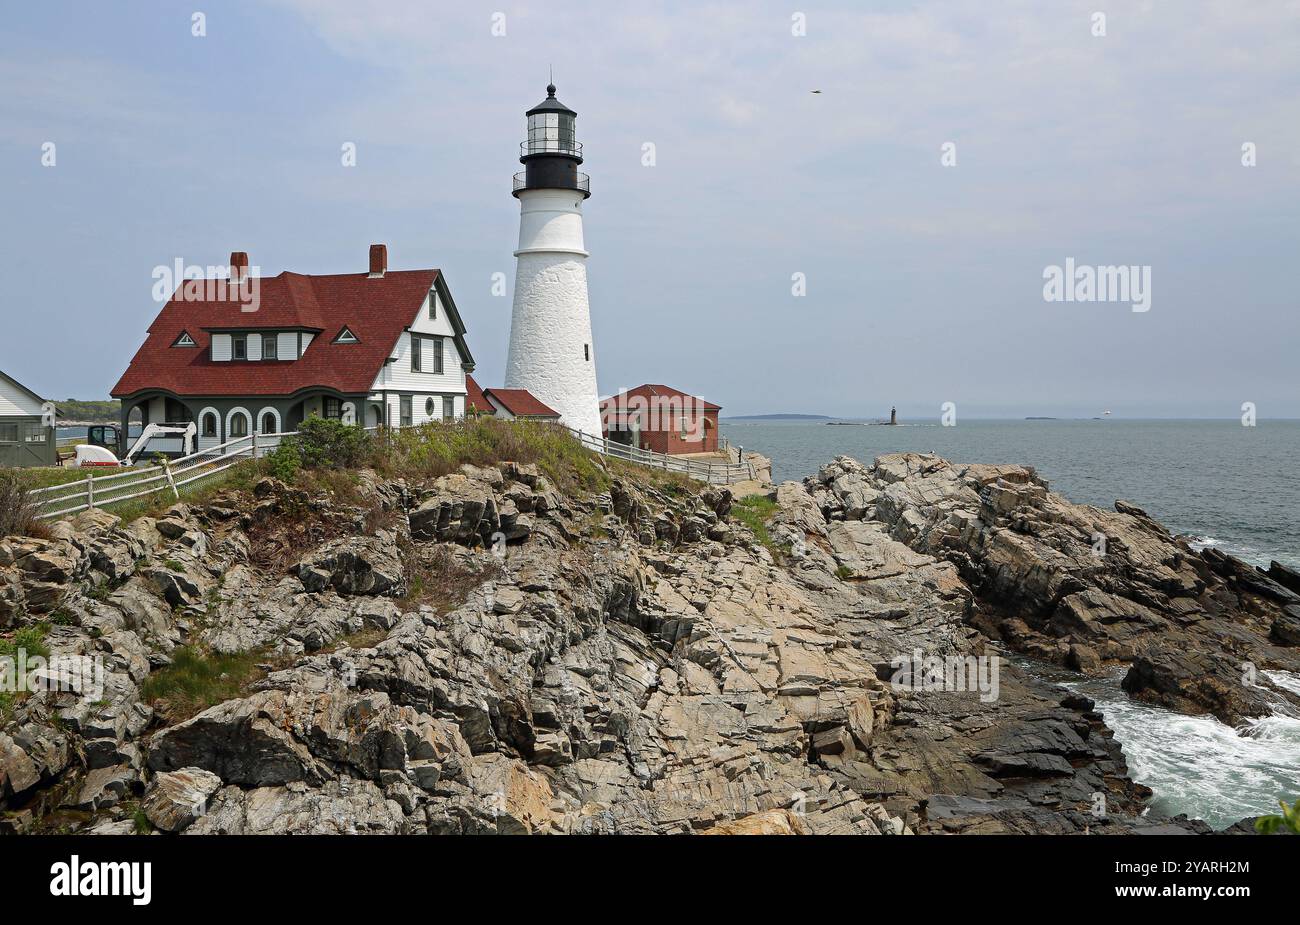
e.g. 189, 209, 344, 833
722, 418, 1300, 827
720, 419, 1300, 570
1044, 664, 1300, 829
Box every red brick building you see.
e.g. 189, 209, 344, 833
600, 384, 721, 455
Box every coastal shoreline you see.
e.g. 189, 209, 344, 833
1, 445, 1296, 835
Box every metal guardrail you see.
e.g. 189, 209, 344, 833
30, 420, 754, 520
565, 427, 754, 486
30, 431, 290, 520
512, 171, 590, 195
520, 139, 582, 158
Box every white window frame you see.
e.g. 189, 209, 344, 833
226, 407, 251, 439
256, 407, 281, 434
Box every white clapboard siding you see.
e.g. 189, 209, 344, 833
411, 291, 456, 338
0, 373, 44, 416
211, 333, 232, 361
372, 329, 466, 397
301, 333, 314, 353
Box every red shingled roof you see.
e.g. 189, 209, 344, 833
112, 269, 450, 398
484, 388, 559, 419
465, 374, 493, 415
600, 383, 721, 412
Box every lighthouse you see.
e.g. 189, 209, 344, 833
504, 83, 602, 437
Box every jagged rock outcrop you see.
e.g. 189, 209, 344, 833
1, 452, 1285, 835
142, 767, 223, 831
796, 453, 1300, 725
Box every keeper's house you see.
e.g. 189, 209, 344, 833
111, 246, 477, 452
0, 368, 56, 468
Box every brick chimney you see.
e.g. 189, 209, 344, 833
229, 251, 249, 282
368, 244, 387, 278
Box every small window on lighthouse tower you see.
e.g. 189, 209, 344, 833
584, 344, 590, 361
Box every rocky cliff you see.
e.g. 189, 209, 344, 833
2, 452, 1296, 835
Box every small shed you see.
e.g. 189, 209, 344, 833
483, 388, 561, 422
0, 368, 57, 468
600, 384, 721, 455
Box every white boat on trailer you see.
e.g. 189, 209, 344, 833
73, 422, 197, 468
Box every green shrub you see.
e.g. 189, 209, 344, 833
0, 472, 48, 539
280, 415, 372, 471
264, 442, 301, 483
132, 807, 152, 834
1256, 799, 1300, 834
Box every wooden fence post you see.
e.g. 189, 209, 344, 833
86, 474, 94, 510
163, 458, 180, 501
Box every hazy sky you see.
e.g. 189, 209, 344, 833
2, 0, 1297, 418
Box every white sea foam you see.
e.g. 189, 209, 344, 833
1264, 669, 1300, 698
1059, 669, 1300, 828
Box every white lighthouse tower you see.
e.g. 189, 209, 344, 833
505, 83, 601, 437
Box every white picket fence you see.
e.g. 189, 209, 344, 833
30, 431, 290, 520
30, 422, 754, 520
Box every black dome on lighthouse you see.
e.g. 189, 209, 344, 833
526, 82, 576, 117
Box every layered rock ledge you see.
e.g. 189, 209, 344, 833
1, 451, 1294, 835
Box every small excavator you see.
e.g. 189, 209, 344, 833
73, 422, 197, 468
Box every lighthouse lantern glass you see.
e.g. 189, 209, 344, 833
527, 111, 576, 155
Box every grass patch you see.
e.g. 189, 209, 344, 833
322, 624, 392, 654
31, 418, 685, 529
0, 623, 51, 661
376, 418, 608, 496
131, 806, 153, 835
834, 564, 854, 580
105, 460, 267, 525
14, 467, 124, 491
0, 623, 50, 722
604, 457, 694, 496
140, 646, 274, 723
402, 541, 502, 615
730, 495, 789, 559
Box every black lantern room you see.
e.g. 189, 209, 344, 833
513, 83, 590, 199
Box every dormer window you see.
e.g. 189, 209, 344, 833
232, 335, 247, 360
334, 327, 359, 344
263, 335, 277, 360
173, 331, 196, 347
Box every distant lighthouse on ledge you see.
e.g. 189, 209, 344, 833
504, 82, 601, 437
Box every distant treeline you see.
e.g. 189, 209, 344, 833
58, 399, 120, 421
